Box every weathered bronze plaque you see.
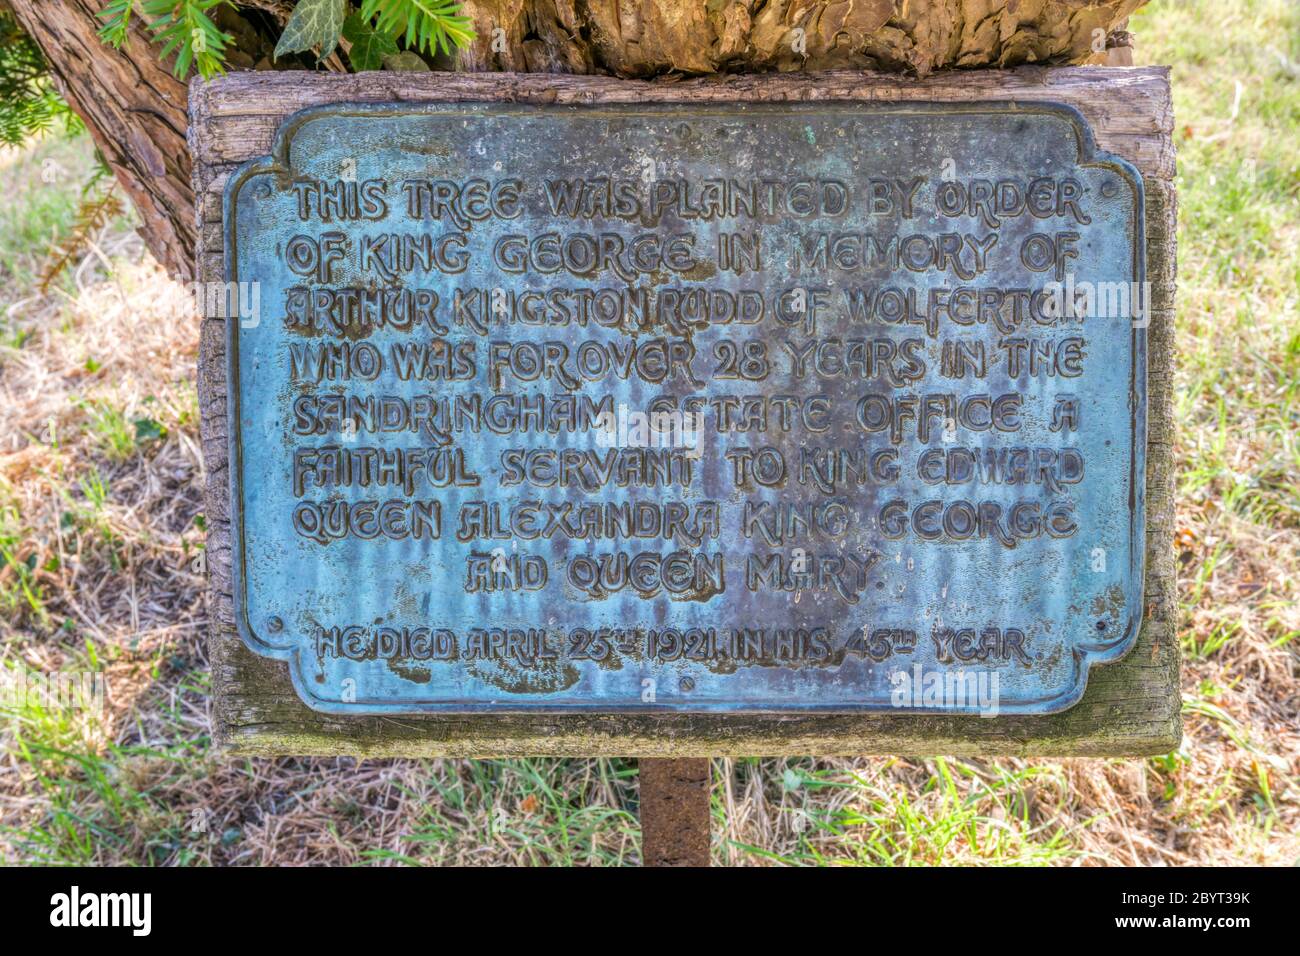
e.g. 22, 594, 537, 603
225, 101, 1145, 716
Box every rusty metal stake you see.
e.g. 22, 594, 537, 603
639, 758, 712, 867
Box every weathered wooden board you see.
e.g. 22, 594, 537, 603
191, 67, 1178, 756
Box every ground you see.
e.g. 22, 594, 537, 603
0, 0, 1296, 865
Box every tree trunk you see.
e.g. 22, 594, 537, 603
12, 0, 1145, 280
10, 0, 194, 279
454, 0, 1145, 77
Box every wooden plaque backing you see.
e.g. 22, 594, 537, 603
191, 67, 1178, 757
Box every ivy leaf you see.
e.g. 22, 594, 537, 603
133, 417, 168, 444
342, 12, 398, 71
274, 0, 347, 60
381, 51, 429, 71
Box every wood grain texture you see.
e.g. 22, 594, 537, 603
192, 67, 1179, 757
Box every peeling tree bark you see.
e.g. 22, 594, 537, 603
13, 0, 1145, 279
453, 0, 1147, 77
9, 0, 194, 279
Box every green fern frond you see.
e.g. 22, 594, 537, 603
96, 0, 136, 48
97, 0, 234, 79
359, 0, 475, 58
40, 184, 126, 293
0, 10, 83, 146
92, 1, 475, 81
141, 1, 233, 79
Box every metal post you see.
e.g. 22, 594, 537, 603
639, 758, 712, 867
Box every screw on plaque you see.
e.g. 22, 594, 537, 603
1101, 179, 1119, 198
268, 616, 284, 633
679, 676, 695, 692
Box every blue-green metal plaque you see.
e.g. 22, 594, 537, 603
225, 101, 1145, 715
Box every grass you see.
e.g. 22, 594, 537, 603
0, 137, 120, 300
1142, 1, 1300, 860
0, 0, 1297, 865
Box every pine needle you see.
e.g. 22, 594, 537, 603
39, 184, 125, 293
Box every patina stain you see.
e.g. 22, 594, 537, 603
224, 101, 1147, 717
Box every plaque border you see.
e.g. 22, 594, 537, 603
222, 99, 1147, 717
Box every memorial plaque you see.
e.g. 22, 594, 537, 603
225, 100, 1145, 716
